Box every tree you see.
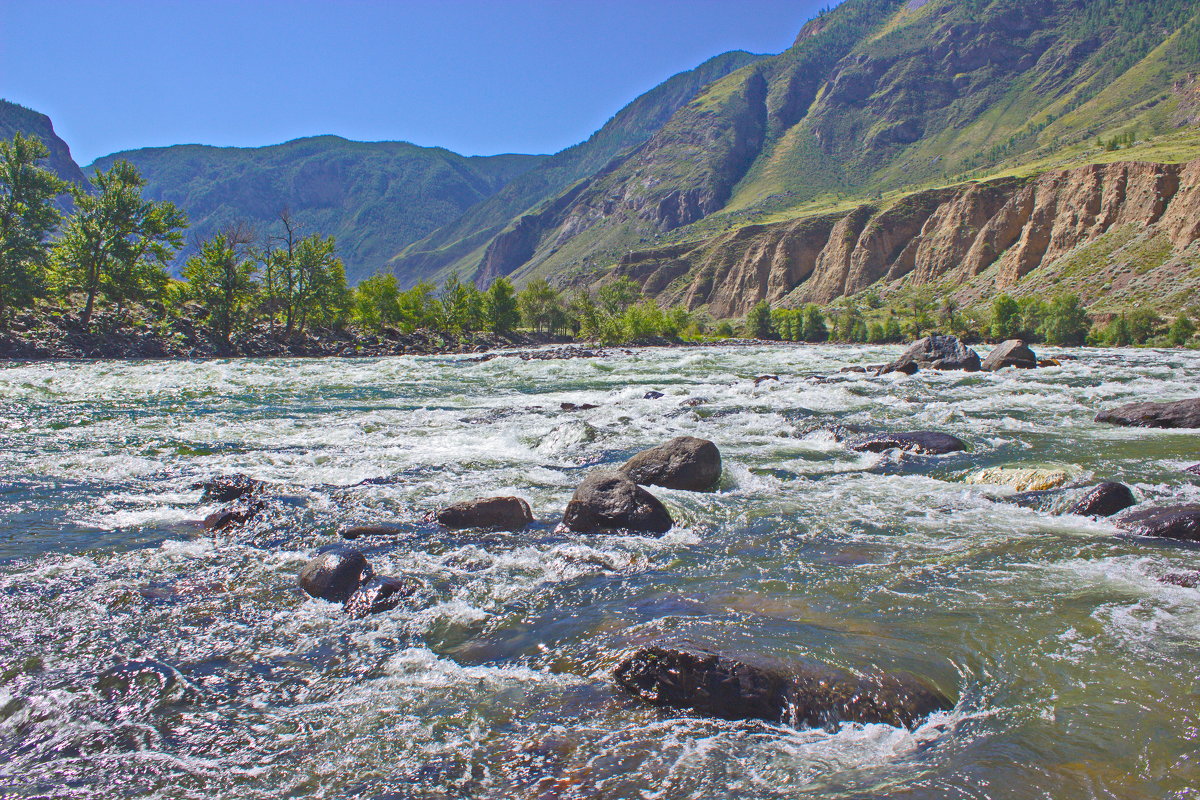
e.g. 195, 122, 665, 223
746, 300, 774, 339
440, 275, 485, 333
294, 234, 348, 331
989, 294, 1020, 340
182, 226, 258, 348
1103, 313, 1133, 346
1167, 311, 1195, 346
0, 133, 68, 319
518, 279, 566, 334
52, 160, 186, 328
1038, 294, 1090, 346
352, 273, 401, 331
801, 304, 828, 342
1126, 307, 1162, 344
484, 277, 520, 334
597, 277, 642, 315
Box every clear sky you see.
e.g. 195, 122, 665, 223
0, 0, 838, 166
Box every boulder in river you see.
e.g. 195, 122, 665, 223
1184, 464, 1200, 477
340, 523, 407, 540
298, 545, 373, 602
195, 473, 263, 504
343, 576, 419, 618
1161, 571, 1200, 588
1095, 398, 1200, 429
879, 334, 981, 375
967, 466, 1071, 492
981, 340, 1038, 371
562, 470, 673, 534
1116, 505, 1200, 541
852, 432, 967, 455
621, 436, 722, 492
613, 643, 951, 730
203, 502, 264, 531
1066, 482, 1136, 518
643, 391, 665, 400
436, 496, 534, 531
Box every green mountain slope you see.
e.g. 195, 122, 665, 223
89, 137, 547, 283
384, 50, 767, 286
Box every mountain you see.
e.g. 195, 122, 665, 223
0, 100, 89, 204
430, 0, 1200, 313
385, 50, 766, 287
88, 138, 547, 283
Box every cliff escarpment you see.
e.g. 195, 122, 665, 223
606, 158, 1200, 316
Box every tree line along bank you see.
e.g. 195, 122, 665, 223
2, 133, 1196, 352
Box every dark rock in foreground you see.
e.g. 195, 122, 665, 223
852, 431, 967, 455
436, 496, 535, 531
562, 471, 673, 534
879, 334, 981, 375
614, 643, 951, 730
621, 436, 722, 492
981, 339, 1038, 371
340, 524, 407, 540
1067, 482, 1136, 518
1095, 398, 1200, 429
1116, 505, 1200, 541
343, 576, 419, 618
196, 473, 262, 503
298, 545, 373, 602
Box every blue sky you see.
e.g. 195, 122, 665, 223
1, 0, 838, 165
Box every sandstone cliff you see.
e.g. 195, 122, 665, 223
606, 158, 1200, 315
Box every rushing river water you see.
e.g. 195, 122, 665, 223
0, 345, 1198, 800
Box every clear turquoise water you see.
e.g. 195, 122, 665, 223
0, 345, 1197, 799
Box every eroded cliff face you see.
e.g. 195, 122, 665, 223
606, 158, 1200, 316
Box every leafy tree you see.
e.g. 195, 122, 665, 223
1167, 311, 1195, 346
1017, 297, 1049, 341
351, 272, 401, 331
568, 289, 603, 339
291, 234, 348, 333
53, 160, 187, 328
518, 279, 567, 334
597, 276, 642, 315
483, 277, 521, 334
440, 275, 485, 333
396, 281, 441, 331
0, 133, 68, 319
746, 300, 775, 339
182, 227, 258, 347
714, 320, 735, 338
1125, 307, 1162, 344
989, 294, 1021, 340
802, 304, 828, 342
1038, 294, 1090, 346
1103, 313, 1133, 346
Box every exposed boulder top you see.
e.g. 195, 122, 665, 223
879, 335, 981, 375
981, 340, 1038, 371
966, 466, 1072, 492
620, 436, 722, 492
562, 470, 673, 534
852, 431, 967, 455
613, 642, 951, 730
195, 474, 263, 504
435, 496, 534, 531
297, 545, 373, 603
1116, 505, 1200, 541
1095, 398, 1200, 429
1067, 482, 1136, 518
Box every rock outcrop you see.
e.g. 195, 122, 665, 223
562, 471, 673, 534
298, 545, 373, 603
613, 643, 951, 730
436, 497, 535, 531
1095, 398, 1200, 429
621, 437, 722, 492
879, 335, 981, 375
981, 340, 1038, 371
852, 432, 967, 455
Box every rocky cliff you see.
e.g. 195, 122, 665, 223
605, 158, 1200, 315
0, 99, 89, 207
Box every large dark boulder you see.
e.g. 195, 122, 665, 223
298, 545, 373, 602
1095, 398, 1200, 429
981, 339, 1038, 371
562, 471, 673, 534
613, 643, 951, 730
436, 496, 534, 531
343, 576, 419, 618
1116, 505, 1200, 541
851, 431, 967, 455
621, 436, 722, 492
1066, 482, 1136, 518
340, 524, 406, 540
879, 334, 981, 375
195, 474, 262, 504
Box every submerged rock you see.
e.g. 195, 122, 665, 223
436, 496, 535, 531
1184, 464, 1200, 477
613, 643, 951, 730
343, 576, 419, 618
852, 431, 967, 455
879, 334, 981, 375
298, 545, 373, 602
621, 436, 722, 492
1095, 398, 1200, 429
1066, 482, 1136, 518
643, 391, 665, 400
194, 473, 262, 504
203, 502, 264, 531
561, 402, 600, 412
981, 339, 1038, 371
967, 466, 1071, 492
562, 470, 673, 534
1116, 505, 1200, 541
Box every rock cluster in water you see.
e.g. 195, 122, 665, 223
1095, 397, 1200, 429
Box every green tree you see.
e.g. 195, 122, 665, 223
989, 294, 1021, 340
396, 281, 441, 331
0, 133, 68, 319
801, 304, 828, 342
746, 300, 775, 339
1167, 311, 1195, 346
351, 272, 401, 331
1125, 307, 1162, 344
1103, 313, 1133, 346
518, 279, 567, 334
288, 233, 348, 333
53, 160, 187, 328
1038, 295, 1090, 346
484, 277, 521, 334
440, 275, 485, 333
182, 227, 258, 347
597, 277, 642, 315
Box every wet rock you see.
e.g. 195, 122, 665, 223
298, 545, 373, 602
561, 402, 600, 412
879, 334, 981, 375
203, 502, 264, 531
1161, 571, 1200, 588
1038, 358, 1061, 368
840, 366, 868, 374
195, 473, 262, 503
1067, 482, 1136, 518
1184, 464, 1200, 477
753, 375, 779, 386
436, 496, 534, 531
680, 397, 707, 407
613, 643, 951, 730
981, 339, 1038, 371
562, 470, 673, 534
643, 391, 665, 400
1116, 505, 1200, 541
1001, 488, 1064, 512
340, 524, 406, 540
852, 431, 967, 455
967, 466, 1071, 492
96, 659, 184, 705
343, 576, 419, 618
621, 436, 722, 492
1095, 398, 1200, 429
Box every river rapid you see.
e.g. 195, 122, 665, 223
0, 345, 1197, 800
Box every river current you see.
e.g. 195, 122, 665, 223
0, 345, 1197, 799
